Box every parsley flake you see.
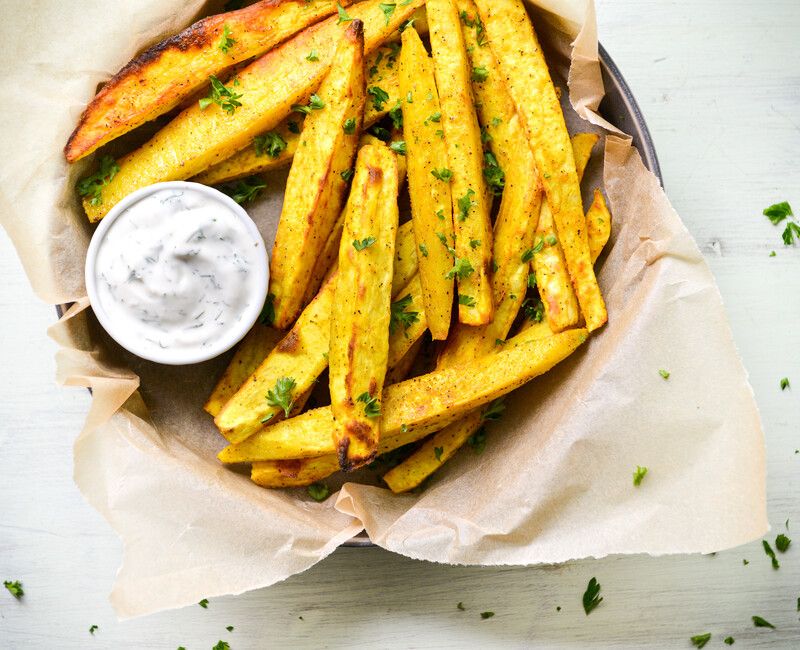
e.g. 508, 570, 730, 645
690, 633, 711, 648
379, 2, 396, 25
4, 580, 23, 599
775, 533, 791, 552
467, 427, 486, 454
782, 222, 800, 245
762, 539, 780, 569
226, 626, 234, 632
482, 398, 505, 421
659, 369, 670, 379
343, 117, 357, 135
389, 140, 407, 155
724, 637, 735, 645
431, 168, 453, 182
306, 49, 319, 62
89, 625, 99, 635
292, 94, 325, 114
780, 377, 790, 390
419, 243, 429, 257
222, 176, 267, 204
480, 611, 494, 620
368, 86, 390, 111
752, 616, 775, 629
458, 294, 476, 307
457, 189, 476, 221
77, 155, 119, 206
763, 201, 793, 224
266, 376, 296, 417
336, 2, 352, 23
522, 298, 544, 322
388, 102, 404, 129
212, 642, 230, 650
259, 293, 275, 325
199, 598, 209, 608
199, 75, 242, 114
582, 577, 603, 615
253, 132, 287, 158
457, 602, 465, 611
434, 446, 444, 461
353, 236, 377, 251
446, 257, 475, 280
341, 168, 354, 181
469, 238, 481, 249
287, 120, 301, 134
357, 392, 381, 417
471, 66, 489, 82
307, 482, 330, 502
483, 151, 505, 195
219, 25, 235, 54
390, 294, 420, 335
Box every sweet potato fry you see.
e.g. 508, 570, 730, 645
214, 217, 420, 443
437, 0, 542, 368
586, 189, 611, 263
427, 0, 493, 325
194, 42, 404, 186
302, 135, 409, 308
400, 26, 455, 340
474, 0, 607, 331
203, 324, 283, 417
219, 326, 587, 463
329, 144, 400, 469
269, 22, 366, 329
81, 0, 425, 221
65, 0, 342, 162
533, 133, 598, 332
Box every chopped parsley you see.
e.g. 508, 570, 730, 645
458, 294, 476, 307
352, 236, 377, 251
368, 86, 390, 111
775, 533, 791, 552
544, 234, 557, 246
357, 392, 381, 417
379, 2, 396, 25
266, 376, 296, 417
287, 120, 301, 134
343, 117, 357, 135
253, 131, 287, 158
471, 66, 489, 82
782, 222, 800, 245
480, 125, 492, 143
522, 298, 544, 322
491, 116, 502, 127
199, 75, 242, 114
4, 580, 23, 599
406, 91, 413, 103
483, 151, 505, 195
582, 577, 602, 615
390, 294, 420, 335
457, 189, 477, 221
259, 293, 275, 325
419, 243, 428, 257
389, 140, 407, 155
457, 602, 465, 611
482, 399, 505, 421
226, 626, 234, 632
425, 111, 442, 125
752, 616, 775, 629
199, 598, 209, 608
659, 369, 670, 380
370, 125, 392, 141
89, 625, 99, 635
434, 446, 444, 462
690, 633, 711, 648
305, 49, 319, 62
336, 2, 352, 23
762, 539, 780, 569
780, 377, 790, 390
527, 272, 537, 288
763, 201, 793, 224
341, 168, 354, 181
469, 238, 481, 249
222, 176, 267, 204
521, 248, 535, 263
307, 482, 330, 501
77, 155, 119, 206
212, 642, 230, 650
724, 637, 735, 645
292, 94, 325, 114
459, 10, 487, 46
389, 102, 404, 129
446, 257, 475, 280
480, 611, 494, 620
218, 25, 235, 54
431, 168, 453, 182
467, 427, 486, 454
632, 466, 648, 486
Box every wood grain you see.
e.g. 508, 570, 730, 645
1, 0, 799, 646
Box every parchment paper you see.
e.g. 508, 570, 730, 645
0, 0, 767, 618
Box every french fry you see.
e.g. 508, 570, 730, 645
219, 326, 587, 463
474, 0, 607, 331
302, 134, 409, 308
586, 189, 611, 263
329, 144, 400, 469
427, 0, 493, 325
82, 0, 425, 221
399, 26, 455, 340
214, 220, 421, 443
203, 324, 283, 417
194, 43, 404, 186
269, 24, 367, 331
533, 133, 598, 332
437, 0, 543, 368
64, 0, 343, 162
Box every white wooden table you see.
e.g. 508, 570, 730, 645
1, 1, 798, 647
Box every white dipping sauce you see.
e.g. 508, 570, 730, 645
91, 186, 265, 362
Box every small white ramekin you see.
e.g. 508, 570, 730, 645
84, 181, 269, 365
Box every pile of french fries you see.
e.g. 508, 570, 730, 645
67, 0, 613, 494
